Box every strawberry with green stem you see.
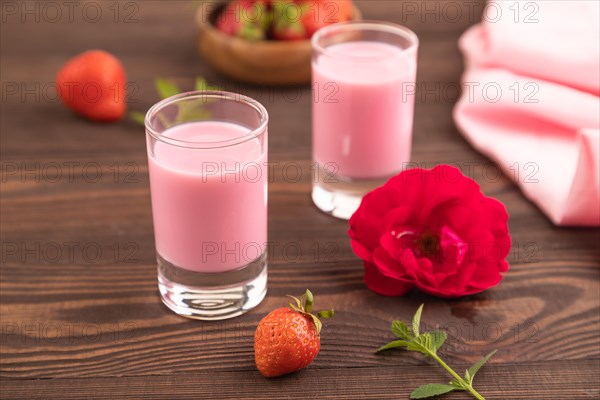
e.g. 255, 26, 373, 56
300, 0, 353, 38
271, 0, 309, 40
254, 289, 334, 377
216, 0, 271, 40
272, 0, 353, 40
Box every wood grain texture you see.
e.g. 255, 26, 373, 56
1, 360, 600, 399
1, 0, 599, 398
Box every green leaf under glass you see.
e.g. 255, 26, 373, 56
129, 77, 221, 126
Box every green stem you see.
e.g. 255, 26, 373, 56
428, 352, 485, 400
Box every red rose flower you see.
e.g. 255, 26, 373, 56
348, 165, 511, 298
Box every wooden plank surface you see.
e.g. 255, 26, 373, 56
1, 1, 599, 398
2, 360, 599, 399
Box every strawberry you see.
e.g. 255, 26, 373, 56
300, 0, 353, 38
271, 0, 307, 40
272, 0, 353, 40
254, 289, 334, 377
56, 50, 126, 122
216, 0, 270, 40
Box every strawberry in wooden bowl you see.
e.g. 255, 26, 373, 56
197, 0, 361, 85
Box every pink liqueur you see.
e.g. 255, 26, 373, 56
148, 121, 267, 273
312, 40, 417, 179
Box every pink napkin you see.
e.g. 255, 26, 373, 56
454, 1, 600, 226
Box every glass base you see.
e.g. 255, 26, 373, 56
311, 164, 391, 220
157, 252, 267, 320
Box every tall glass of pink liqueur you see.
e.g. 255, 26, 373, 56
311, 21, 419, 219
145, 91, 268, 320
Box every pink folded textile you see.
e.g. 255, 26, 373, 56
454, 1, 600, 226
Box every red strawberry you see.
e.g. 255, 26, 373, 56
254, 289, 334, 377
300, 0, 353, 38
271, 0, 307, 40
272, 23, 306, 40
272, 0, 353, 40
56, 50, 126, 122
216, 0, 270, 40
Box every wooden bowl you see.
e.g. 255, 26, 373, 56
196, 3, 362, 85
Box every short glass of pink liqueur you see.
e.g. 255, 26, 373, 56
311, 21, 419, 219
145, 91, 268, 320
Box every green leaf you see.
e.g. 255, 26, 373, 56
410, 384, 456, 399
194, 77, 208, 91
316, 309, 334, 319
466, 349, 497, 383
129, 111, 146, 125
375, 304, 493, 400
155, 78, 180, 99
392, 320, 412, 340
287, 295, 302, 310
450, 379, 469, 390
174, 101, 212, 124
413, 304, 424, 337
429, 330, 447, 354
376, 340, 410, 352
195, 76, 221, 91
407, 334, 433, 356
464, 369, 472, 384
304, 289, 314, 313
308, 314, 322, 335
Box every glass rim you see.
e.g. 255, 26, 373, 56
145, 90, 269, 149
311, 20, 419, 61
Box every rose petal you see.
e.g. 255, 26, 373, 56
350, 239, 374, 263
433, 225, 469, 274
416, 279, 488, 298
349, 185, 400, 251
372, 247, 414, 279
485, 197, 512, 264
412, 256, 439, 286
465, 259, 505, 290
379, 221, 417, 261
363, 261, 414, 296
382, 207, 416, 232
419, 166, 481, 223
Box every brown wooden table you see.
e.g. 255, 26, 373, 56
1, 1, 599, 399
